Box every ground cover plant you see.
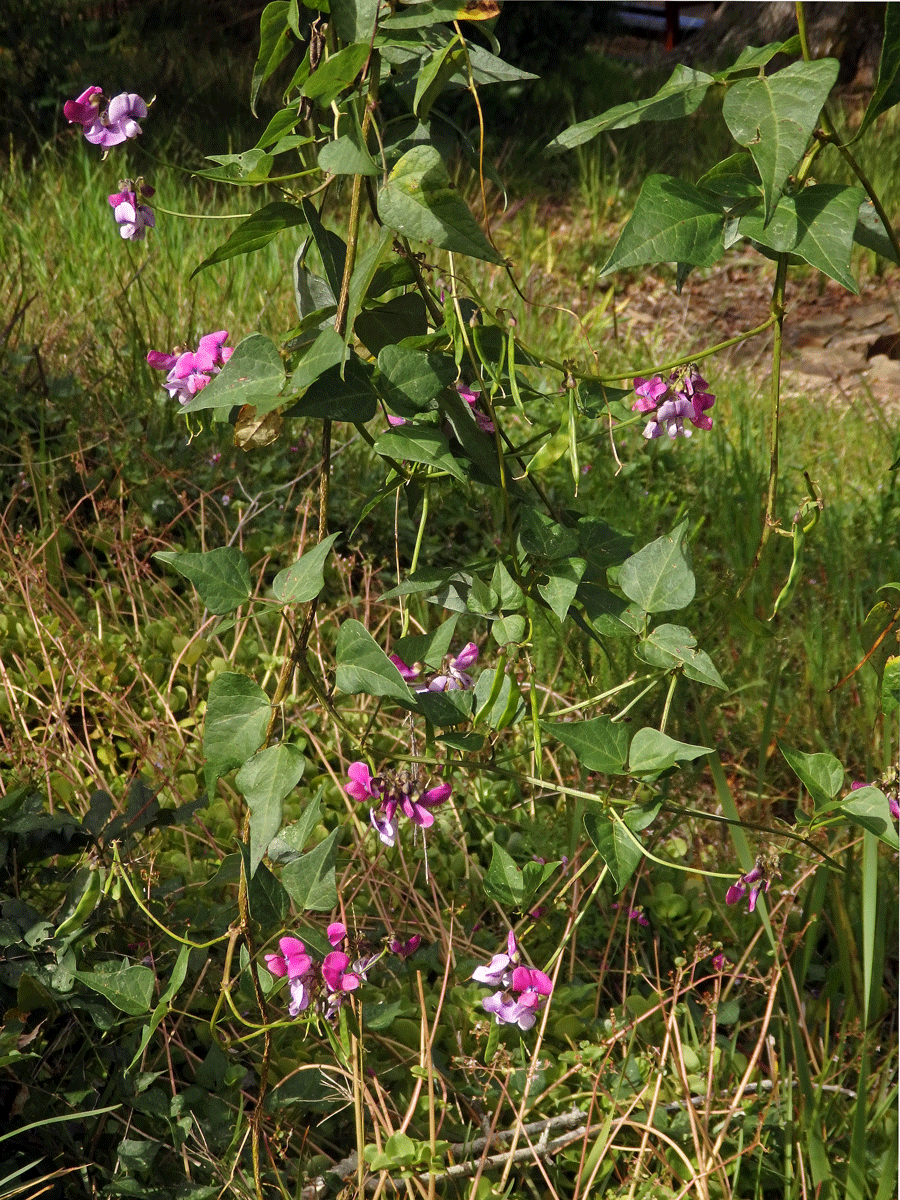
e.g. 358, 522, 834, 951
1, 3, 899, 1198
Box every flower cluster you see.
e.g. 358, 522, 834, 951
108, 178, 155, 242
726, 856, 780, 914
632, 365, 715, 440
390, 641, 479, 693
471, 931, 553, 1031
64, 87, 149, 151
147, 331, 234, 405
264, 923, 378, 1021
345, 762, 451, 847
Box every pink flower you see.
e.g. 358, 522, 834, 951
428, 642, 479, 692
147, 330, 234, 405
84, 91, 148, 149
632, 365, 715, 440
389, 934, 421, 958
480, 964, 553, 1031
264, 936, 315, 1016
108, 181, 155, 241
472, 930, 519, 987
346, 762, 380, 803
390, 654, 421, 681
64, 86, 103, 127
726, 858, 780, 914
345, 762, 452, 847
327, 922, 347, 947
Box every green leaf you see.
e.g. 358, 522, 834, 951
483, 842, 525, 907
242, 846, 290, 926
538, 557, 586, 622
883, 656, 899, 718
583, 807, 643, 892
330, 0, 381, 43
74, 965, 154, 1015
192, 203, 307, 278
415, 44, 467, 123
779, 742, 844, 809
739, 185, 864, 292
318, 125, 379, 176
303, 41, 371, 104
600, 175, 725, 276
153, 547, 251, 615
629, 728, 712, 774
236, 743, 307, 876
547, 65, 713, 154
859, 3, 900, 136
381, 0, 501, 29
251, 1, 292, 116
286, 357, 377, 421
722, 59, 839, 219
179, 333, 285, 416
618, 520, 695, 614
289, 327, 346, 394
473, 668, 524, 731
335, 620, 416, 703
256, 106, 304, 149
294, 255, 336, 328
272, 533, 340, 604
853, 200, 900, 266
373, 424, 467, 481
356, 295, 429, 357
376, 343, 457, 420
839, 786, 900, 850
281, 827, 340, 911
378, 145, 505, 264
635, 623, 727, 689
545, 715, 630, 775
202, 149, 275, 184
394, 617, 459, 670
203, 673, 271, 784
412, 687, 474, 726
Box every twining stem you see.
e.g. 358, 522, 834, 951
737, 254, 789, 599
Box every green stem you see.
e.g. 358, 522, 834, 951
737, 254, 788, 599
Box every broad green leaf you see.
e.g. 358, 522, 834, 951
272, 533, 340, 604
251, 1, 292, 115
739, 185, 864, 292
300, 198, 347, 298
412, 687, 474, 726
538, 557, 586, 622
378, 145, 505, 264
382, 0, 501, 29
330, 0, 381, 43
268, 795, 322, 862
289, 327, 346, 394
342, 228, 395, 351
236, 743, 307, 876
302, 42, 371, 105
415, 45, 466, 123
393, 616, 459, 670
840, 786, 900, 850
286, 357, 377, 421
491, 614, 527, 646
373, 425, 467, 481
722, 59, 839, 219
779, 742, 844, 809
629, 728, 712, 774
294, 253, 336, 326
519, 507, 578, 560
853, 200, 900, 266
635, 623, 727, 690
318, 131, 379, 176
256, 106, 304, 149
181, 334, 285, 414
461, 43, 538, 87
202, 149, 274, 183
356, 295, 429, 357
600, 175, 725, 276
281, 827, 340, 911
191, 203, 308, 278
545, 715, 630, 775
240, 843, 290, 925
483, 842, 525, 907
376, 344, 456, 420
859, 3, 900, 136
203, 673, 271, 784
74, 965, 154, 1015
714, 39, 801, 77
577, 379, 634, 418
618, 520, 695, 614
583, 807, 642, 892
335, 620, 416, 703
153, 547, 251, 615
547, 65, 713, 154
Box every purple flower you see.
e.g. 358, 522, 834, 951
428, 642, 479, 692
147, 331, 234, 405
264, 936, 315, 1016
345, 762, 452, 848
472, 930, 519, 987
612, 902, 649, 927
726, 858, 780, 914
457, 381, 495, 433
108, 180, 155, 241
632, 365, 715, 440
327, 922, 347, 948
84, 92, 149, 149
390, 654, 421, 682
481, 965, 553, 1031
389, 934, 421, 958
64, 86, 103, 128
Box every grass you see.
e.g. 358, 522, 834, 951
1, 28, 898, 1200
